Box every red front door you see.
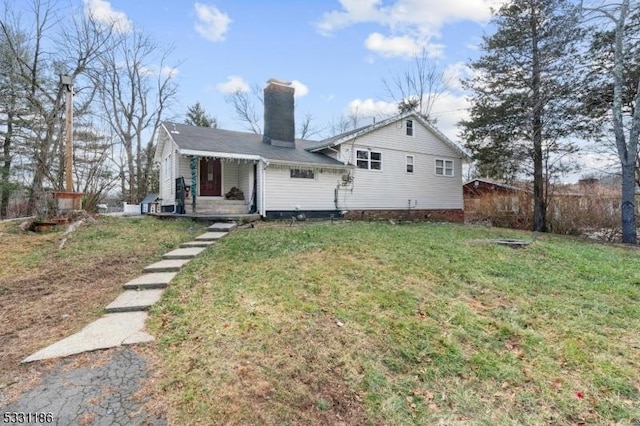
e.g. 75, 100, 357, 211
200, 158, 222, 196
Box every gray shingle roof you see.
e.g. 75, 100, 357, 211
163, 122, 348, 167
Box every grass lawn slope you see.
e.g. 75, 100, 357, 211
0, 216, 204, 390
150, 222, 640, 425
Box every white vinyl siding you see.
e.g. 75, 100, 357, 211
335, 118, 463, 210
264, 166, 343, 211
159, 134, 175, 206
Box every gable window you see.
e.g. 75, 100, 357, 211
290, 168, 315, 179
406, 155, 414, 174
356, 149, 382, 170
435, 159, 454, 177
406, 119, 414, 136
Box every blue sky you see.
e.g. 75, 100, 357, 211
80, 0, 500, 141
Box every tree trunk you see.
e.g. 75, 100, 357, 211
1, 111, 13, 218
531, 2, 547, 232
620, 159, 637, 243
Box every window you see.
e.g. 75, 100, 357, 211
406, 155, 414, 173
290, 168, 315, 179
406, 119, 414, 136
435, 159, 454, 176
356, 149, 382, 170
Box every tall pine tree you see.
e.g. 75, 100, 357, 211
185, 102, 217, 128
460, 0, 583, 232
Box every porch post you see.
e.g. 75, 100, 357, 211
190, 155, 197, 213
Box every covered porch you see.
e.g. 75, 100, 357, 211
172, 151, 262, 215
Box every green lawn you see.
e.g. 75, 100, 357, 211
149, 222, 640, 425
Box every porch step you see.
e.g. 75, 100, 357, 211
208, 222, 237, 232
162, 247, 206, 260
180, 240, 216, 248
105, 289, 165, 313
122, 272, 177, 290
187, 199, 248, 215
143, 258, 191, 273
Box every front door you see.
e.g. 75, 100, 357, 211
200, 158, 222, 196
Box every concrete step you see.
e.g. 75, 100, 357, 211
105, 289, 165, 313
208, 222, 237, 232
143, 258, 191, 273
22, 312, 154, 363
123, 272, 177, 290
194, 231, 228, 241
162, 247, 206, 260
180, 240, 216, 248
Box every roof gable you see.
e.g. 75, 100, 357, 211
307, 112, 469, 159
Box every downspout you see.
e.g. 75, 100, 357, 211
260, 159, 269, 217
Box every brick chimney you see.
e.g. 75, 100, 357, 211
263, 79, 295, 148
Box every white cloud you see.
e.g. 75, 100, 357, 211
346, 98, 398, 117
216, 75, 249, 93
317, 0, 499, 57
443, 62, 473, 91
139, 65, 179, 78
365, 32, 443, 58
83, 0, 132, 33
430, 92, 471, 141
291, 80, 309, 98
194, 3, 231, 42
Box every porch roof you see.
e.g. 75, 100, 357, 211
162, 122, 350, 168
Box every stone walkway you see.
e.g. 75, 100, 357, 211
22, 222, 235, 363
1, 222, 236, 425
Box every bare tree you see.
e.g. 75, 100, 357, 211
383, 47, 448, 120
225, 84, 263, 134
92, 29, 178, 203
0, 0, 114, 214
298, 112, 321, 140
580, 0, 640, 243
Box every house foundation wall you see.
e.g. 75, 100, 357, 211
342, 209, 464, 223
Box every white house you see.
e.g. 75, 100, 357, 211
154, 79, 468, 221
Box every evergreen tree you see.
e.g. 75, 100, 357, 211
185, 102, 217, 128
460, 0, 583, 232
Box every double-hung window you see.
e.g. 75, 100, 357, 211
406, 119, 414, 136
435, 159, 454, 176
406, 155, 414, 174
356, 149, 382, 170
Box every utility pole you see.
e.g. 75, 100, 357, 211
60, 74, 73, 192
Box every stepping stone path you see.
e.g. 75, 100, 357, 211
22, 222, 237, 363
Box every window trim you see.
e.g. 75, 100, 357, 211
434, 158, 454, 177
406, 155, 414, 174
406, 119, 414, 137
355, 149, 383, 171
290, 168, 315, 179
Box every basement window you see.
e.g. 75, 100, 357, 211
290, 168, 315, 179
435, 159, 454, 177
356, 149, 382, 170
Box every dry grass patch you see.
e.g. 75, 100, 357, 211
0, 216, 204, 396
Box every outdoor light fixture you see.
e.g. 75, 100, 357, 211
60, 74, 72, 87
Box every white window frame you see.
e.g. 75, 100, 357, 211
355, 149, 383, 171
290, 168, 315, 179
435, 158, 454, 177
406, 119, 414, 136
406, 155, 414, 174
